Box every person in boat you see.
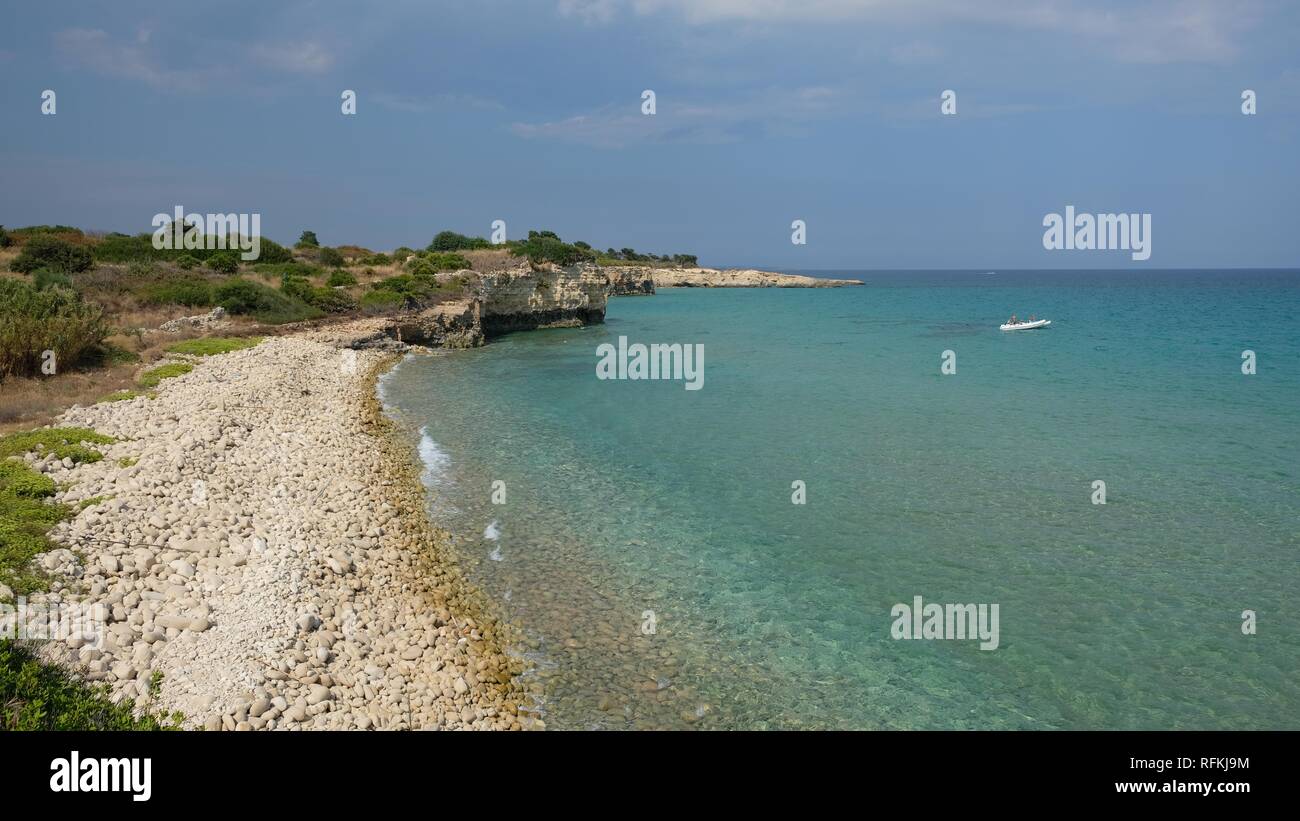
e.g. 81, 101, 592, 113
1008, 314, 1018, 325
1028, 314, 1036, 322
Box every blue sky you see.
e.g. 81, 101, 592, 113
1, 0, 1297, 269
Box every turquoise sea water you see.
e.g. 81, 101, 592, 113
380, 270, 1300, 730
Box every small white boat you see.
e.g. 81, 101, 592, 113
1000, 319, 1051, 331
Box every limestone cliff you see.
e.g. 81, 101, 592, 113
652, 267, 861, 288
603, 266, 656, 296
475, 262, 607, 335
394, 299, 484, 348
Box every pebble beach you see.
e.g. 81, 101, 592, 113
15, 329, 534, 730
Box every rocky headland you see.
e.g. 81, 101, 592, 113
651, 267, 861, 288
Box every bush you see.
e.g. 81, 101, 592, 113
297, 230, 320, 248
407, 253, 471, 277
176, 254, 200, 270
0, 280, 108, 380
317, 247, 344, 267
32, 268, 72, 291
206, 252, 239, 275
428, 231, 491, 252
0, 639, 182, 730
308, 287, 357, 313
213, 278, 320, 324
359, 253, 391, 266
91, 232, 158, 263
9, 235, 94, 274
510, 231, 596, 267
280, 273, 314, 302
0, 226, 10, 248
361, 289, 404, 314
213, 278, 268, 314
326, 269, 357, 287
245, 237, 292, 264
140, 277, 214, 307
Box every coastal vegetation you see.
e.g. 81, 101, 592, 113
0, 221, 699, 430
164, 336, 263, 356
0, 639, 182, 730
0, 428, 112, 595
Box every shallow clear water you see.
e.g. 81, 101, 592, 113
380, 269, 1300, 729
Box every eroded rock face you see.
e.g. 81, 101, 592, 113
477, 262, 608, 336
603, 266, 656, 296
394, 299, 484, 348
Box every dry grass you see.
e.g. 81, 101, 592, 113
0, 363, 140, 434
462, 248, 514, 272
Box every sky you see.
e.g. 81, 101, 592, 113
1, 0, 1298, 269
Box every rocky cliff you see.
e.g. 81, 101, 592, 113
476, 262, 608, 335
603, 266, 656, 296
394, 299, 484, 348
651, 267, 861, 288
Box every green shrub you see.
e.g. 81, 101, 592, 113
359, 253, 391, 266
213, 278, 319, 324
361, 289, 404, 314
280, 273, 314, 302
138, 363, 193, 388
510, 231, 596, 267
207, 252, 239, 275
0, 639, 183, 730
0, 428, 115, 464
32, 268, 72, 291
308, 287, 357, 313
91, 232, 159, 263
213, 278, 266, 313
326, 269, 357, 287
254, 237, 294, 264
140, 277, 214, 307
176, 254, 200, 270
0, 281, 108, 380
296, 230, 320, 248
319, 247, 345, 267
0, 453, 69, 595
0, 226, 10, 248
428, 231, 491, 252
9, 236, 93, 274
0, 460, 57, 499
408, 252, 471, 276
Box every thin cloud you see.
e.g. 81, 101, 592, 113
512, 87, 842, 148
53, 28, 225, 91
571, 0, 1258, 64
249, 40, 334, 74
374, 92, 504, 113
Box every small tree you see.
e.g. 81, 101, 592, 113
297, 231, 320, 248
206, 252, 239, 275
10, 236, 94, 274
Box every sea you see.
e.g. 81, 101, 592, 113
378, 269, 1300, 730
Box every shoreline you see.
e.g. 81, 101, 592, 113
17, 329, 535, 730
